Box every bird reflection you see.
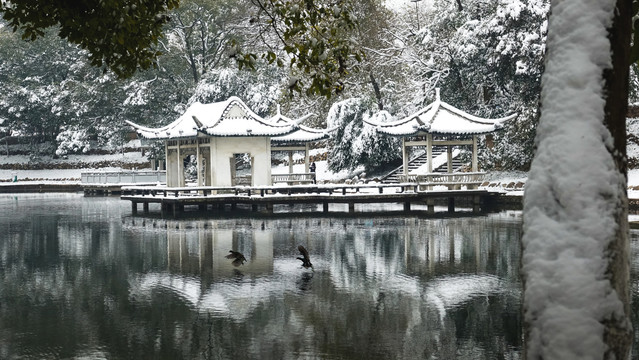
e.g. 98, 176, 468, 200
296, 245, 313, 269
225, 250, 247, 267
233, 269, 245, 278
297, 271, 314, 291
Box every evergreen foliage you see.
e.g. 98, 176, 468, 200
326, 98, 400, 173
0, 0, 585, 173
0, 0, 178, 78
411, 0, 550, 170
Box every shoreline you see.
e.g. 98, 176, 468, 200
4, 183, 639, 228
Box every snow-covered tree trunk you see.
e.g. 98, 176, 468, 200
522, 0, 632, 359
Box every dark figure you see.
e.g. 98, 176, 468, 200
296, 245, 313, 269
225, 250, 247, 267
309, 162, 316, 183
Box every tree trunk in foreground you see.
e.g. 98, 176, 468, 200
522, 0, 632, 358
601, 0, 632, 358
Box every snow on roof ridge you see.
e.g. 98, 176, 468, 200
438, 101, 517, 124
267, 108, 315, 126
400, 102, 436, 125
127, 97, 304, 139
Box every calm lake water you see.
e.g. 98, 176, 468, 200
3, 192, 623, 359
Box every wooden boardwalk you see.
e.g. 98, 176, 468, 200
121, 183, 503, 217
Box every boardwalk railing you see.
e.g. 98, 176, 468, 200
398, 172, 486, 191
123, 182, 417, 198
271, 173, 316, 185
121, 182, 495, 216
81, 170, 166, 185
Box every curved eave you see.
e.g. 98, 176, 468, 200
428, 128, 503, 137
363, 114, 426, 129
375, 124, 430, 137
125, 120, 197, 140
438, 102, 517, 124
202, 119, 298, 137
272, 126, 333, 143
204, 130, 297, 137
268, 113, 314, 126
271, 133, 330, 143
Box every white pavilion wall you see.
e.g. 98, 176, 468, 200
210, 137, 271, 186
166, 147, 179, 187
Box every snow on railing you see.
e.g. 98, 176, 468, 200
398, 172, 486, 190
81, 170, 166, 185
271, 173, 316, 185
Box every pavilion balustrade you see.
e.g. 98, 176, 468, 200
271, 173, 316, 185
398, 171, 486, 191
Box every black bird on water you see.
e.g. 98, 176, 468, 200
296, 245, 313, 269
225, 250, 247, 267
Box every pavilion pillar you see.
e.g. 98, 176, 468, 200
164, 141, 170, 186
447, 146, 453, 173
472, 135, 478, 172
288, 151, 294, 174
196, 138, 202, 186
304, 143, 310, 173
427, 134, 433, 172
209, 141, 215, 187
266, 137, 272, 186
402, 138, 408, 176
177, 141, 183, 187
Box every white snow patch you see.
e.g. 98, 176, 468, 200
521, 1, 627, 359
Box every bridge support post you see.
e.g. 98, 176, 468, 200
143, 202, 149, 214
131, 201, 138, 214
473, 195, 481, 212
348, 203, 355, 213
448, 197, 455, 213
266, 203, 273, 213
427, 198, 435, 214
323, 202, 329, 213
404, 202, 411, 211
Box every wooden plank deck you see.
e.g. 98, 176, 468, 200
121, 183, 502, 217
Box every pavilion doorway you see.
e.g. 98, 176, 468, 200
231, 153, 253, 186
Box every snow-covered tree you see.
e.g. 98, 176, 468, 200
326, 98, 400, 173
521, 0, 632, 358
161, 0, 247, 85
189, 65, 282, 117
389, 0, 549, 170
359, 111, 401, 170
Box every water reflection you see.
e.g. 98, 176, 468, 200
0, 194, 523, 359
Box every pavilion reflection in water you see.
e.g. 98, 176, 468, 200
125, 215, 520, 327
3, 194, 522, 359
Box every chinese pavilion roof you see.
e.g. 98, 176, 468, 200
126, 97, 303, 139
268, 106, 335, 143
363, 90, 517, 137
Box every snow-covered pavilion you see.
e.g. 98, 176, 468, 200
269, 106, 333, 174
126, 97, 331, 187
363, 89, 517, 179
